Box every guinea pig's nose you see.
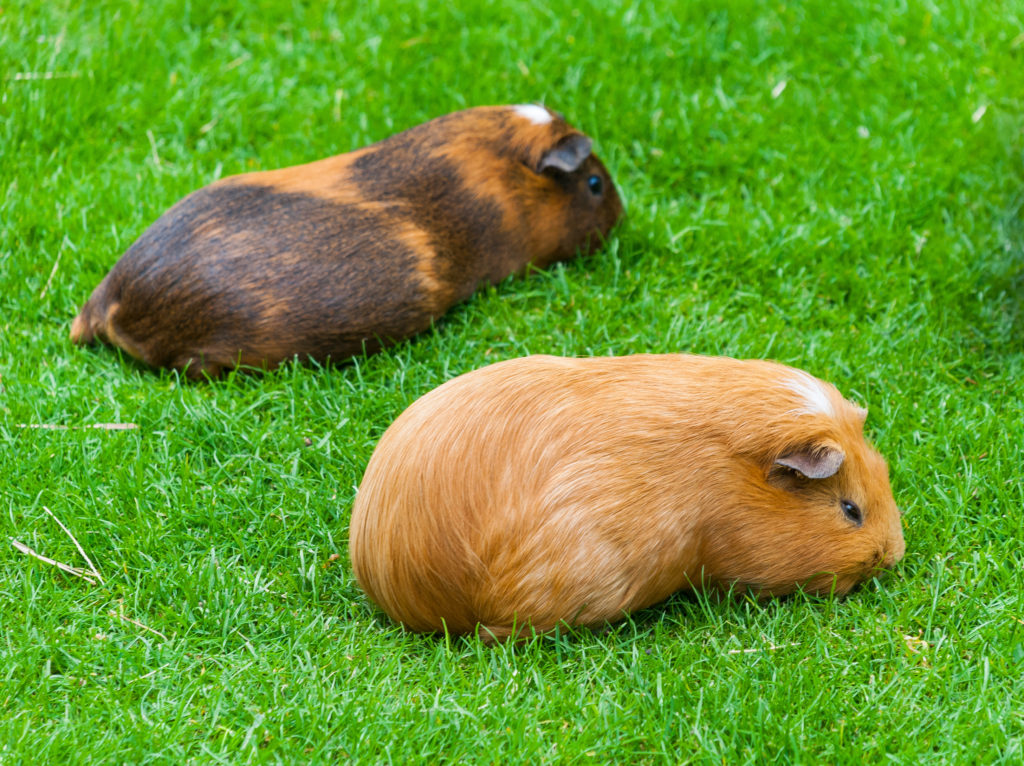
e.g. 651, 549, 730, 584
880, 542, 904, 569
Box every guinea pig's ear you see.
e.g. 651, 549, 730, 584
537, 133, 593, 174
774, 440, 845, 480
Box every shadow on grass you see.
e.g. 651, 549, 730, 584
346, 571, 910, 659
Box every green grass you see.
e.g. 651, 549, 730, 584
2, 0, 1023, 761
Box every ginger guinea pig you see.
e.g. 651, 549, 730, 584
70, 105, 622, 378
349, 354, 906, 642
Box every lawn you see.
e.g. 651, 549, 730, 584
2, 0, 1023, 762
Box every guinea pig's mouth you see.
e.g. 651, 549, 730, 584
843, 551, 901, 593
869, 546, 903, 574
803, 562, 892, 598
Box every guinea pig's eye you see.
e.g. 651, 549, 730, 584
587, 174, 603, 196
841, 499, 863, 526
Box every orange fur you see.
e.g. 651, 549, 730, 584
349, 354, 906, 642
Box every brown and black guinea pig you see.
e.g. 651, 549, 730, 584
349, 354, 906, 643
70, 104, 623, 378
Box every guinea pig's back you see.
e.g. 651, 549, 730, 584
71, 152, 453, 373
350, 357, 567, 633
71, 111, 532, 374
350, 355, 717, 635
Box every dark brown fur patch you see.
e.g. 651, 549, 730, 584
84, 182, 436, 373
71, 105, 623, 376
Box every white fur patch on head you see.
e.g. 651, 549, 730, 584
513, 104, 553, 125
784, 370, 836, 418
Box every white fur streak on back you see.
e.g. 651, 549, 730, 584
783, 370, 836, 417
513, 104, 553, 125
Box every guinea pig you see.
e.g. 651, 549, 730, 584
349, 354, 906, 642
69, 105, 622, 378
